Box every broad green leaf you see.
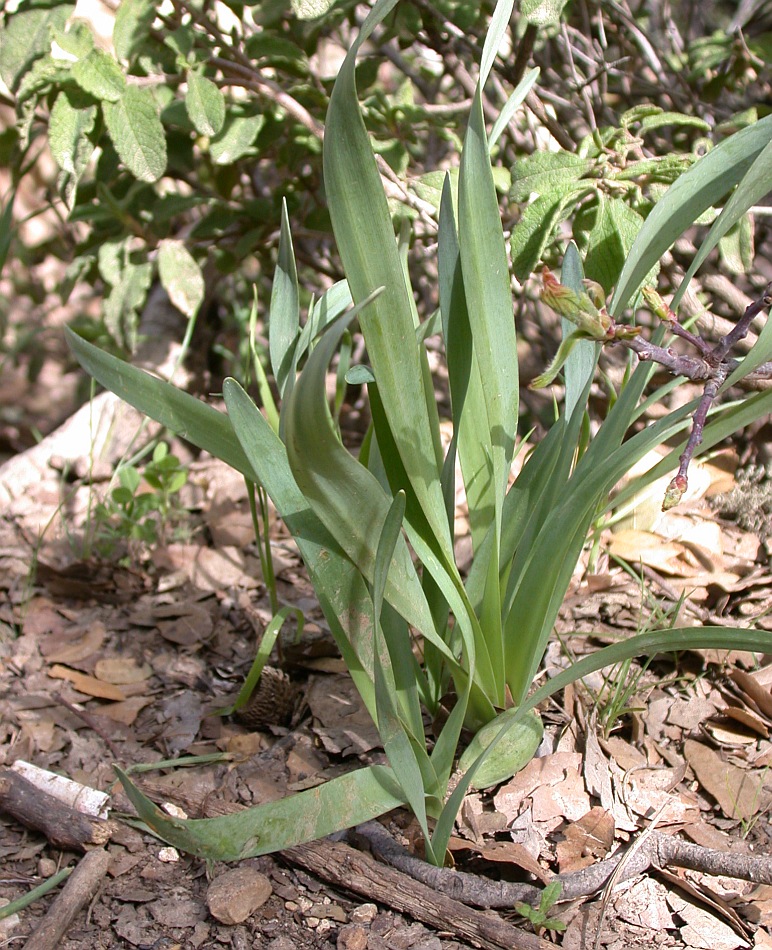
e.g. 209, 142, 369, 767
439, 176, 493, 553
114, 0, 156, 63
210, 114, 264, 165
185, 72, 226, 137
717, 217, 754, 275
48, 91, 97, 211
284, 311, 441, 644
502, 355, 671, 704
611, 114, 772, 315
103, 87, 167, 182
15, 55, 71, 108
51, 22, 94, 60
510, 151, 594, 203
435, 624, 772, 861
458, 708, 542, 789
0, 5, 73, 93
324, 0, 452, 559
157, 240, 205, 318
116, 763, 405, 860
677, 137, 772, 296
371, 492, 441, 859
72, 48, 126, 102
224, 377, 382, 718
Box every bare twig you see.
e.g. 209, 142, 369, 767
353, 820, 772, 911
624, 281, 772, 507
23, 849, 111, 950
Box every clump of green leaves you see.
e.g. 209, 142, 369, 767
92, 442, 189, 559
66, 0, 772, 875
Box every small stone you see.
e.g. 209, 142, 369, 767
37, 858, 57, 877
337, 923, 368, 950
350, 903, 378, 924
206, 867, 273, 925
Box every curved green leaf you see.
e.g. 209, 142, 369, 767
677, 137, 772, 303
434, 625, 772, 860
611, 114, 772, 315
65, 328, 252, 476
284, 311, 444, 650
116, 763, 405, 861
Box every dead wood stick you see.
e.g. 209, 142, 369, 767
355, 820, 772, 909
0, 769, 115, 852
23, 848, 111, 950
281, 837, 553, 950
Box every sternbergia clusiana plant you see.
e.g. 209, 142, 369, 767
66, 0, 772, 866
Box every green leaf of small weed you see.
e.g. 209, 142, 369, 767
158, 240, 205, 318
114, 0, 156, 63
48, 91, 97, 210
510, 151, 594, 203
291, 0, 337, 19
103, 87, 167, 182
72, 48, 126, 102
210, 114, 264, 165
185, 72, 226, 137
0, 5, 73, 93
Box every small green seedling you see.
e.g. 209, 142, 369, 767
515, 881, 567, 934
93, 442, 189, 557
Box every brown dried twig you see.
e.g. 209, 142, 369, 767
353, 819, 772, 911
633, 282, 772, 509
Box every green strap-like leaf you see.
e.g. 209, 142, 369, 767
458, 0, 519, 534
65, 329, 251, 474
676, 137, 772, 303
270, 199, 300, 403
559, 244, 599, 421
323, 0, 452, 559
435, 625, 772, 861
611, 114, 772, 314
115, 763, 406, 861
284, 310, 444, 648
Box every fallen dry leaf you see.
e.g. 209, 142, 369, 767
556, 805, 614, 873
684, 739, 772, 823
94, 656, 153, 685
43, 621, 107, 664
47, 664, 126, 700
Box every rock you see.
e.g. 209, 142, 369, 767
206, 866, 273, 924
